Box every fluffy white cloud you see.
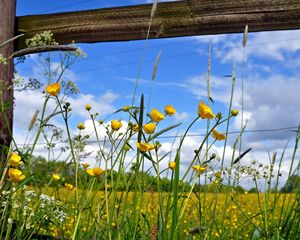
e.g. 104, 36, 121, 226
12, 89, 120, 159
193, 30, 300, 63
68, 91, 118, 118
174, 111, 189, 122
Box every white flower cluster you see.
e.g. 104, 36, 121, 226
222, 161, 278, 184
1, 189, 67, 230
25, 31, 58, 48
75, 47, 87, 58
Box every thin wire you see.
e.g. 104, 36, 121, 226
17, 126, 299, 146
52, 37, 300, 62
77, 52, 196, 73
16, 35, 300, 73
36, 0, 97, 14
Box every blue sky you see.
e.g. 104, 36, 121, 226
14, 0, 300, 188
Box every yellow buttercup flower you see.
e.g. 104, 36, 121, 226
143, 123, 156, 134
150, 108, 165, 122
8, 168, 25, 183
46, 83, 60, 96
77, 122, 85, 130
198, 101, 215, 119
86, 167, 105, 177
64, 183, 75, 191
192, 165, 207, 175
136, 142, 150, 152
136, 142, 156, 152
8, 152, 22, 167
111, 120, 122, 131
51, 173, 61, 181
169, 161, 176, 170
164, 105, 176, 116
85, 104, 92, 111
212, 129, 226, 141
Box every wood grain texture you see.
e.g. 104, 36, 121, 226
16, 0, 300, 49
0, 0, 15, 165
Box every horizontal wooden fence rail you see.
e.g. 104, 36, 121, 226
16, 0, 300, 50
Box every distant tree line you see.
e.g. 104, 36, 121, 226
26, 156, 299, 193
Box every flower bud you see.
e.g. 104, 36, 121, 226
77, 122, 85, 130
216, 112, 223, 119
231, 109, 238, 116
85, 104, 91, 111
122, 106, 130, 112
123, 144, 130, 151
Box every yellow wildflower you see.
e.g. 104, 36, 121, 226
111, 120, 122, 131
169, 161, 176, 170
192, 165, 207, 175
198, 101, 215, 119
212, 129, 226, 141
136, 142, 150, 152
143, 123, 156, 134
164, 105, 176, 116
8, 168, 25, 183
77, 122, 85, 130
136, 142, 156, 152
51, 173, 61, 181
85, 104, 91, 111
231, 109, 239, 116
8, 152, 22, 167
86, 167, 104, 177
64, 183, 75, 191
46, 83, 60, 96
150, 108, 165, 122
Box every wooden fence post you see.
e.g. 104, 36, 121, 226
0, 0, 16, 169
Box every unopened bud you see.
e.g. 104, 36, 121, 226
122, 106, 130, 112
231, 109, 239, 116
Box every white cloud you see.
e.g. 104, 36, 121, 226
183, 72, 300, 141
12, 89, 120, 162
13, 90, 119, 130
174, 111, 189, 122
193, 30, 300, 63
68, 90, 118, 118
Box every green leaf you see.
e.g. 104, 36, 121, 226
150, 123, 181, 140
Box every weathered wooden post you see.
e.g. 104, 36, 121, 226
0, 0, 16, 169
